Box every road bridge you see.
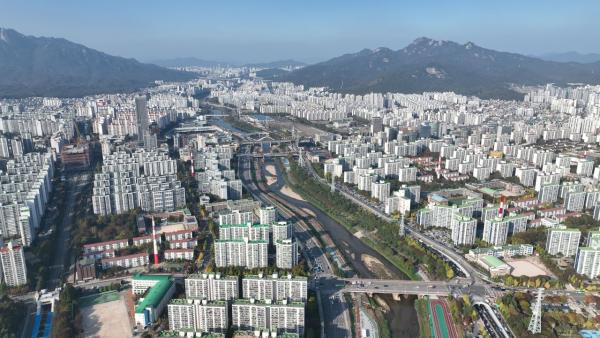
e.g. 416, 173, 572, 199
338, 278, 456, 297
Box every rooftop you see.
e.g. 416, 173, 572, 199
220, 223, 270, 228
480, 255, 508, 269
134, 274, 173, 313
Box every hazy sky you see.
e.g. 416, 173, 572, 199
1, 0, 599, 64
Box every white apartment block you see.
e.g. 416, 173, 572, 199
398, 166, 417, 182
538, 184, 560, 203
231, 299, 305, 336
272, 221, 293, 243
451, 215, 477, 246
371, 181, 390, 202
385, 193, 411, 215
259, 206, 277, 225
275, 239, 299, 269
242, 274, 308, 302
515, 167, 536, 187
214, 239, 268, 269
0, 242, 27, 286
168, 299, 228, 333
575, 247, 600, 279
218, 209, 254, 226
219, 223, 270, 242
546, 227, 581, 257
564, 191, 586, 212
92, 150, 185, 215
482, 218, 510, 246
185, 273, 239, 301
0, 152, 54, 246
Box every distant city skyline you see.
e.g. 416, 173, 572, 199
1, 0, 599, 64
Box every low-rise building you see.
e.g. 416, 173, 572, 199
101, 252, 149, 269
476, 255, 512, 277
133, 274, 176, 328
164, 248, 195, 261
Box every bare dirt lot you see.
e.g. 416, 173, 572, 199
264, 164, 278, 186
280, 185, 306, 201
507, 256, 554, 277
81, 293, 132, 338
362, 254, 394, 279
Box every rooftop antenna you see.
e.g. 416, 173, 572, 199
498, 195, 507, 219
151, 217, 160, 266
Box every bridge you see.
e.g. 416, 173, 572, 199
239, 138, 293, 146
237, 152, 292, 159
333, 277, 467, 297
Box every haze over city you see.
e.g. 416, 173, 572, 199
1, 0, 600, 63
2, 2, 600, 338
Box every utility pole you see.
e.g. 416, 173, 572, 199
528, 288, 544, 334
298, 147, 304, 167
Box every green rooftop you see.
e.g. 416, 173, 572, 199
134, 274, 173, 313
480, 255, 507, 269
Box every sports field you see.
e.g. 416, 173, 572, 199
427, 299, 459, 338
80, 291, 132, 338
79, 291, 120, 308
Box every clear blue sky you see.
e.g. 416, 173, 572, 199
1, 0, 598, 63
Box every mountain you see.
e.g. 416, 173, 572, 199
151, 57, 234, 68
274, 37, 600, 100
0, 28, 195, 98
537, 51, 600, 64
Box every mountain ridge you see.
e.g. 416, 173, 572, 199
0, 28, 195, 98
271, 37, 600, 99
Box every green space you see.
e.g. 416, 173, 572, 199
72, 208, 141, 250
509, 224, 599, 290
284, 160, 453, 281
52, 285, 82, 338
415, 298, 433, 338
446, 295, 475, 338
305, 291, 321, 338
0, 295, 26, 338
498, 292, 597, 337
79, 290, 120, 308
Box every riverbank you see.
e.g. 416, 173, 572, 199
268, 160, 421, 337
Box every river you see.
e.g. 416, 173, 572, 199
268, 160, 420, 337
